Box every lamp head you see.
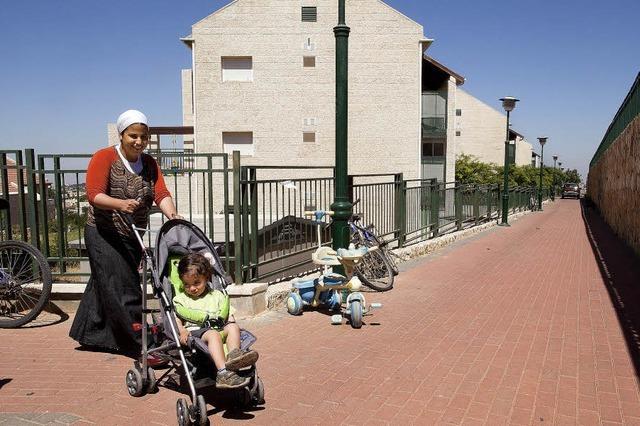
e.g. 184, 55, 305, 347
537, 137, 548, 146
553, 155, 558, 161
499, 97, 520, 112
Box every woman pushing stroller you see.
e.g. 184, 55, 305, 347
174, 252, 259, 389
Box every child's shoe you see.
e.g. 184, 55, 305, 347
216, 369, 250, 389
225, 348, 259, 371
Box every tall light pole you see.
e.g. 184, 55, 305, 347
552, 155, 558, 200
330, 0, 352, 259
499, 97, 519, 226
537, 137, 548, 210
558, 162, 563, 187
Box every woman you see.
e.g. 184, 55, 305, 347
70, 109, 181, 355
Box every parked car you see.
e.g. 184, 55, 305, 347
561, 183, 581, 199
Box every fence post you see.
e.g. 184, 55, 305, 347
14, 151, 28, 241
0, 153, 12, 239
430, 180, 440, 238
37, 155, 50, 257
393, 173, 405, 247
249, 167, 258, 281
455, 184, 463, 231
240, 166, 250, 284
474, 185, 480, 226
24, 149, 39, 249
53, 156, 66, 272
232, 151, 243, 284
207, 157, 214, 241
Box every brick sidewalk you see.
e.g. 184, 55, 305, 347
2, 200, 639, 425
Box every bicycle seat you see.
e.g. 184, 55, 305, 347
312, 247, 341, 266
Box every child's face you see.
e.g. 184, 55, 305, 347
181, 272, 208, 298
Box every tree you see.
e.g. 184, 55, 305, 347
455, 154, 499, 185
564, 169, 582, 184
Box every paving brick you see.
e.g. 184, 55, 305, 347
2, 201, 640, 425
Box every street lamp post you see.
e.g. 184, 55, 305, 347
330, 0, 352, 260
499, 97, 519, 226
537, 137, 548, 210
558, 162, 563, 186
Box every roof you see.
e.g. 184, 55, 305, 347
423, 56, 465, 86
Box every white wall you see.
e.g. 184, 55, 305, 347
186, 0, 425, 182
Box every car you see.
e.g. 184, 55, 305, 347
561, 183, 581, 199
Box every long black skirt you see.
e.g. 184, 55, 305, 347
69, 224, 143, 354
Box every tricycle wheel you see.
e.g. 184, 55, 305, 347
350, 300, 363, 329
125, 368, 145, 397
286, 292, 303, 315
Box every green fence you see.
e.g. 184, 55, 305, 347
590, 72, 640, 167
1, 148, 551, 285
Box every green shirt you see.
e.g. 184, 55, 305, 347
173, 289, 234, 329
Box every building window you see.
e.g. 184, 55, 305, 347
221, 57, 253, 82
302, 6, 317, 22
422, 142, 444, 157
222, 132, 254, 156
303, 132, 316, 143
456, 109, 462, 116
303, 56, 316, 68
455, 130, 461, 136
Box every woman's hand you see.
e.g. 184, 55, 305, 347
119, 199, 140, 214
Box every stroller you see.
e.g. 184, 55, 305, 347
122, 216, 264, 426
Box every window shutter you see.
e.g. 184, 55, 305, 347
302, 7, 317, 22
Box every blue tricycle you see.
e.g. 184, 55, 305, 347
286, 210, 382, 328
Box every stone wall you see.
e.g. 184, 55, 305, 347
587, 116, 640, 254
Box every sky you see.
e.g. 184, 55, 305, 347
1, 0, 638, 180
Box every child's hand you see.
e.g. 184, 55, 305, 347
179, 328, 190, 346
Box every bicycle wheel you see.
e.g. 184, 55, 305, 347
0, 240, 53, 328
355, 248, 394, 292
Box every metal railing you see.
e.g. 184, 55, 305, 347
1, 148, 552, 285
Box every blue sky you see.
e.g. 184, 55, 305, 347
1, 0, 638, 180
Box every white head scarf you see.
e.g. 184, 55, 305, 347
116, 109, 148, 134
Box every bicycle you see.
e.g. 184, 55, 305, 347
0, 198, 53, 328
348, 199, 398, 292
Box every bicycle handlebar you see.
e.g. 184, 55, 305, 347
304, 210, 334, 217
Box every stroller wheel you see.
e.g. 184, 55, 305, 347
286, 292, 303, 315
125, 368, 145, 397
349, 300, 363, 329
145, 367, 157, 393
192, 395, 209, 426
252, 377, 265, 405
176, 398, 189, 426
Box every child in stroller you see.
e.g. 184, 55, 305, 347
123, 217, 264, 426
174, 252, 259, 388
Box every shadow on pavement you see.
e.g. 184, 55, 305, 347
21, 301, 70, 328
581, 199, 640, 379
0, 378, 12, 389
